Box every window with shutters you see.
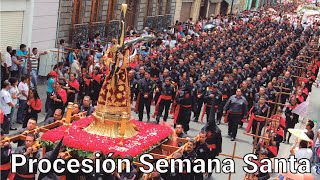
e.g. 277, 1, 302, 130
146, 0, 154, 16
90, 0, 103, 23
72, 0, 84, 24
166, 0, 171, 14
158, 0, 164, 15
0, 11, 24, 52
107, 0, 117, 22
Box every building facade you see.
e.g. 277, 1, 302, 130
0, 0, 176, 51
57, 0, 176, 47
173, 0, 246, 23
0, 0, 60, 52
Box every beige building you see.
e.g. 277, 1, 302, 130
174, 0, 245, 23
57, 0, 176, 47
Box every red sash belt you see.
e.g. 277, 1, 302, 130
201, 104, 207, 122
151, 77, 158, 81
59, 175, 66, 180
222, 95, 228, 100
213, 105, 218, 109
134, 93, 141, 113
224, 110, 230, 123
246, 113, 266, 133
161, 95, 172, 100
153, 95, 172, 117
9, 173, 35, 180
0, 162, 10, 170
173, 105, 192, 124
208, 144, 216, 151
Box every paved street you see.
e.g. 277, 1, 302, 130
8, 76, 320, 179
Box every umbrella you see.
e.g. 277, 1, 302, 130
288, 129, 311, 142
292, 101, 309, 117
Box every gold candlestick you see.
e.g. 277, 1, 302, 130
64, 102, 73, 126
119, 112, 128, 146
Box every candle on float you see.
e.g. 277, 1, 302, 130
65, 102, 74, 125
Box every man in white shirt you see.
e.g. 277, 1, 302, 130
17, 75, 29, 125
1, 46, 12, 81
70, 59, 80, 78
0, 81, 14, 134
164, 36, 176, 49
30, 47, 47, 88
290, 140, 313, 161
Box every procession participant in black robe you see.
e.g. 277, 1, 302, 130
66, 73, 79, 103
154, 78, 175, 123
129, 70, 138, 102
0, 129, 11, 180
224, 89, 248, 141
194, 131, 210, 180
246, 96, 269, 143
201, 108, 222, 177
174, 82, 196, 133
228, 74, 238, 95
203, 84, 222, 123
13, 134, 40, 180
194, 74, 209, 122
284, 98, 299, 144
240, 81, 253, 127
181, 139, 197, 180
78, 69, 91, 103
150, 62, 161, 104
265, 82, 277, 115
281, 71, 293, 104
217, 76, 231, 124
115, 155, 137, 180
135, 71, 156, 122
254, 87, 269, 103
90, 66, 103, 106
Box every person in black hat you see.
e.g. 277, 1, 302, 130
1, 128, 11, 180
174, 73, 197, 131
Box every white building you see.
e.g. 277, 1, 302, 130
0, 0, 60, 52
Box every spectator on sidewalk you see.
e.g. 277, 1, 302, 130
17, 75, 29, 125
44, 109, 63, 125
30, 47, 47, 88
23, 89, 42, 128
17, 44, 28, 75
45, 71, 57, 113
8, 77, 20, 130
1, 46, 12, 83
10, 50, 21, 78
80, 96, 95, 116
0, 81, 14, 134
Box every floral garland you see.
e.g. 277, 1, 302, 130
40, 116, 173, 158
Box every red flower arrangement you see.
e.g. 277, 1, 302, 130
41, 116, 173, 158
